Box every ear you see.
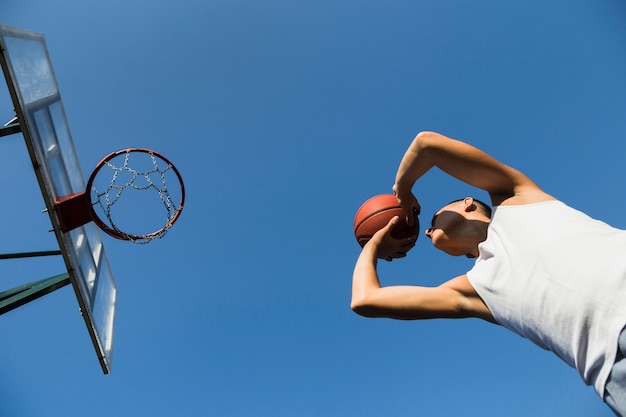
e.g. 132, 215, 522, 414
462, 197, 476, 212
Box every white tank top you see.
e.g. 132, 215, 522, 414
467, 201, 626, 396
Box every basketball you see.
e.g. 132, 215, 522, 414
353, 194, 419, 248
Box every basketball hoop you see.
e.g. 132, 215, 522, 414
54, 148, 185, 244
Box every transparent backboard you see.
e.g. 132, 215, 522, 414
0, 24, 116, 373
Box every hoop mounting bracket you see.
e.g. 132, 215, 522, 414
54, 192, 92, 232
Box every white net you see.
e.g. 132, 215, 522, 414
89, 149, 184, 243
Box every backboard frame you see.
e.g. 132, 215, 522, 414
0, 24, 116, 374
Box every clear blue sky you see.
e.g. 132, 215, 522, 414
1, 1, 625, 416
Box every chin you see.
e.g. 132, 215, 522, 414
438, 243, 466, 257
435, 244, 465, 257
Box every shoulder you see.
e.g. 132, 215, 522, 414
441, 275, 497, 323
491, 179, 556, 207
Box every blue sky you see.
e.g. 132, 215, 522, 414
1, 1, 625, 416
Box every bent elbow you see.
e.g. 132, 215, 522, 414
414, 131, 440, 149
351, 297, 379, 318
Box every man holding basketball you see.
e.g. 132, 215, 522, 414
351, 131, 626, 415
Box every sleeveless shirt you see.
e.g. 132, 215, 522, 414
467, 201, 626, 396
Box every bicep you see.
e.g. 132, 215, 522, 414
352, 274, 495, 322
351, 282, 468, 320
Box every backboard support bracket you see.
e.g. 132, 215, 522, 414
0, 272, 70, 315
0, 249, 61, 260
1, 117, 20, 137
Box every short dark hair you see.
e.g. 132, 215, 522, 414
447, 198, 492, 218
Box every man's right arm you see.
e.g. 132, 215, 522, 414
351, 217, 496, 323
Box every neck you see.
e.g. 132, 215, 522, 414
461, 220, 489, 257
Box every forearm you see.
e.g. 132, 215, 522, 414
351, 243, 382, 315
394, 131, 438, 193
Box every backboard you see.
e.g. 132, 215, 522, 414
0, 24, 116, 373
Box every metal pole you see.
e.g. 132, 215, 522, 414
0, 273, 70, 315
0, 250, 62, 260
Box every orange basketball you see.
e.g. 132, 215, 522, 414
353, 194, 419, 248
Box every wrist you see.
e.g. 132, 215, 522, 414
363, 238, 382, 259
393, 180, 412, 198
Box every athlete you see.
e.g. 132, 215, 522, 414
351, 131, 626, 415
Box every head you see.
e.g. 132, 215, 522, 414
425, 197, 492, 258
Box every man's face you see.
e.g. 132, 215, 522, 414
425, 203, 474, 257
